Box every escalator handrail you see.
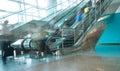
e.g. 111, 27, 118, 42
62, 0, 113, 48
46, 0, 113, 51
48, 0, 83, 25
45, 1, 84, 46
45, 0, 90, 47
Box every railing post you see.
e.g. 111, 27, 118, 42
61, 28, 64, 49
100, 0, 102, 16
55, 45, 62, 56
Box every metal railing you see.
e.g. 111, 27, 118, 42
46, 0, 91, 50
71, 0, 113, 48
46, 0, 113, 51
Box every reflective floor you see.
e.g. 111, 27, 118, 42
0, 51, 120, 71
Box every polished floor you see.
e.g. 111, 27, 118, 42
18, 54, 119, 71
0, 51, 120, 71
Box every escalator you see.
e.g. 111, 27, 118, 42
11, 0, 112, 55
10, 0, 85, 50
45, 0, 113, 53
46, 0, 92, 51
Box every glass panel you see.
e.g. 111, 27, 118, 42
5, 14, 19, 24
24, 0, 36, 6
0, 12, 9, 18
0, 25, 2, 30
0, 0, 82, 27
57, 5, 62, 11
25, 8, 39, 17
40, 10, 47, 17
0, 0, 19, 12
38, 0, 48, 8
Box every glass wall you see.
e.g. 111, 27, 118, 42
0, 0, 82, 30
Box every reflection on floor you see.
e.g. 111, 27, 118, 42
0, 51, 120, 71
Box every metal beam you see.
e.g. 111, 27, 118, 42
9, 0, 46, 10
0, 7, 40, 19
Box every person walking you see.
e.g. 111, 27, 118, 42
1, 20, 13, 64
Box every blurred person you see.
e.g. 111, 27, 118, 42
1, 20, 11, 36
75, 9, 84, 22
30, 23, 51, 56
62, 24, 74, 37
1, 20, 14, 64
30, 23, 47, 41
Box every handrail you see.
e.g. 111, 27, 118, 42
46, 0, 113, 51
45, 0, 90, 48
67, 0, 113, 48
48, 0, 83, 25
45, 1, 84, 46
41, 4, 77, 21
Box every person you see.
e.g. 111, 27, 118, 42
84, 7, 90, 14
75, 9, 84, 22
62, 24, 74, 37
30, 23, 51, 56
1, 20, 11, 36
1, 20, 14, 64
1, 40, 14, 64
30, 23, 47, 41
